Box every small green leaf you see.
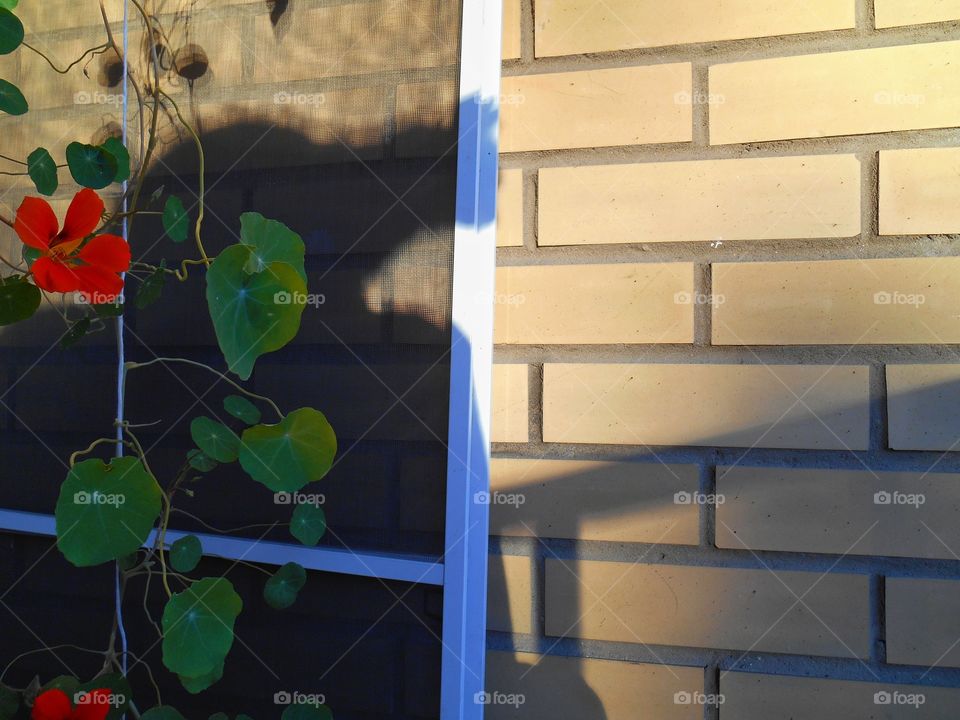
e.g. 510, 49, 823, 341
22, 246, 40, 268
0, 276, 40, 326
223, 395, 261, 425
281, 703, 332, 720
162, 196, 188, 243
290, 503, 326, 547
135, 262, 167, 309
239, 408, 336, 492
190, 416, 240, 463
0, 9, 23, 55
0, 78, 26, 115
178, 662, 223, 694
169, 534, 202, 573
0, 685, 19, 720
55, 457, 162, 567
263, 562, 306, 610
59, 317, 91, 348
100, 137, 130, 183
66, 142, 118, 189
187, 448, 218, 472
26, 148, 57, 195
239, 212, 306, 282
142, 708, 187, 720
162, 577, 242, 678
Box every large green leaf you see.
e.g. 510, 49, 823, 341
205, 244, 307, 380
141, 708, 187, 720
0, 9, 22, 54
100, 137, 130, 183
178, 661, 223, 694
290, 502, 326, 547
281, 703, 333, 720
0, 2, 19, 12
55, 457, 162, 567
190, 416, 240, 463
223, 395, 260, 425
26, 148, 57, 195
263, 562, 306, 610
66, 142, 118, 189
238, 408, 336, 492
162, 196, 188, 243
169, 534, 202, 573
0, 78, 26, 115
0, 276, 40, 325
239, 213, 306, 282
162, 577, 242, 678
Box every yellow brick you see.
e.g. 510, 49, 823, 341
546, 561, 869, 656
875, 0, 960, 28
717, 466, 960, 559
492, 364, 529, 443
500, 65, 692, 152
888, 578, 960, 667
879, 147, 960, 235
497, 169, 523, 247
490, 459, 700, 543
539, 155, 860, 245
887, 365, 960, 451
723, 673, 960, 717
543, 364, 870, 450
487, 554, 531, 633
710, 41, 960, 144
713, 257, 960, 345
502, 0, 522, 59
535, 0, 854, 56
485, 651, 703, 720
494, 263, 694, 344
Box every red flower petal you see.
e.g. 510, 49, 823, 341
70, 689, 112, 720
31, 689, 72, 720
77, 234, 131, 273
31, 257, 84, 294
57, 189, 104, 247
72, 264, 124, 300
14, 196, 58, 251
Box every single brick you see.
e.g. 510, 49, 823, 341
487, 554, 532, 634
710, 41, 960, 144
492, 364, 529, 443
538, 155, 860, 245
545, 560, 870, 657
502, 0, 522, 59
887, 365, 960, 451
497, 168, 524, 247
717, 466, 960, 559
722, 672, 960, 718
875, 0, 960, 28
490, 459, 700, 544
879, 147, 960, 235
485, 651, 703, 719
713, 257, 960, 345
500, 65, 692, 153
887, 578, 960, 667
494, 263, 694, 344
534, 0, 854, 57
543, 364, 870, 450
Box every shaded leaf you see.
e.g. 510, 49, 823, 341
187, 448, 218, 472
179, 662, 223, 695
162, 578, 242, 678
190, 416, 240, 463
223, 395, 260, 425
290, 502, 326, 547
135, 262, 167, 309
263, 562, 305, 610
239, 212, 306, 282
66, 142, 117, 189
0, 78, 26, 115
0, 9, 22, 54
162, 196, 188, 243
100, 137, 130, 183
26, 147, 57, 195
280, 703, 332, 720
59, 317, 91, 348
0, 276, 40, 325
141, 708, 187, 720
169, 534, 202, 573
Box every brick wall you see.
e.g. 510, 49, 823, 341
487, 1, 960, 717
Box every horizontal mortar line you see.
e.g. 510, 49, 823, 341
498, 128, 960, 169
486, 632, 960, 688
488, 537, 960, 579
490, 444, 960, 472
501, 23, 960, 75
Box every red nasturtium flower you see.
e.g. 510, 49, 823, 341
31, 688, 113, 720
14, 188, 131, 300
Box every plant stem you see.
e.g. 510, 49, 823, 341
69, 437, 134, 466
22, 41, 111, 74
0, 213, 14, 228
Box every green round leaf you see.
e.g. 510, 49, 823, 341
239, 212, 306, 282
55, 457, 162, 567
100, 137, 130, 183
0, 276, 40, 325
190, 416, 240, 463
27, 148, 57, 195
179, 662, 223, 695
162, 577, 242, 678
187, 448, 218, 472
66, 142, 118, 189
223, 395, 261, 425
290, 502, 326, 547
205, 244, 307, 380
142, 707, 187, 720
239, 408, 336, 492
263, 562, 306, 610
281, 703, 332, 720
135, 261, 167, 310
169, 534, 202, 573
0, 9, 23, 55
0, 78, 26, 115
162, 196, 189, 243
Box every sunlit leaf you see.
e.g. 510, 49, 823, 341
239, 212, 306, 282
169, 534, 202, 573
66, 142, 117, 189
0, 276, 40, 325
263, 562, 305, 610
26, 147, 57, 195
0, 78, 26, 115
0, 2, 19, 12
239, 408, 336, 492
162, 577, 242, 678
